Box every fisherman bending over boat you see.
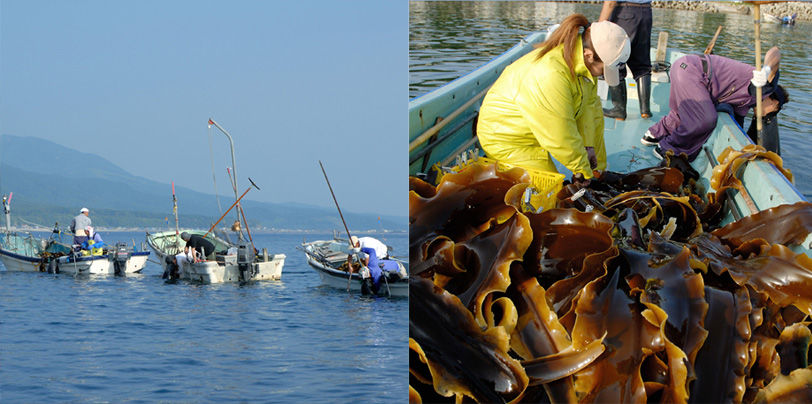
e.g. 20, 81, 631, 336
163, 255, 180, 279
350, 235, 389, 260
70, 207, 92, 247
347, 244, 384, 295
180, 232, 216, 262
642, 47, 789, 160
477, 14, 631, 184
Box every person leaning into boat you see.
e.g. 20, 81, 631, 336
477, 15, 631, 183
599, 0, 652, 120
642, 47, 789, 160
69, 207, 92, 247
180, 231, 216, 261
350, 235, 389, 260
347, 244, 384, 295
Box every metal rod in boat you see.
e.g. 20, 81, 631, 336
318, 160, 356, 292
408, 84, 492, 153
208, 118, 244, 241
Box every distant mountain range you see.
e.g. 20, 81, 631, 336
0, 135, 407, 232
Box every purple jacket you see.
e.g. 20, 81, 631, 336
706, 54, 776, 117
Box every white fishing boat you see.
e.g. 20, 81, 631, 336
185, 244, 285, 284
149, 119, 286, 284
299, 235, 408, 297
146, 229, 234, 279
55, 243, 150, 275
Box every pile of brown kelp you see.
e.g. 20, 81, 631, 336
409, 146, 812, 403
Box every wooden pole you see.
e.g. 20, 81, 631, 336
704, 25, 723, 55
318, 160, 356, 292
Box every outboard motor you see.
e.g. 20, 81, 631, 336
237, 242, 256, 282
111, 242, 131, 276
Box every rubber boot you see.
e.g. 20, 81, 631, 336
637, 75, 652, 118
603, 84, 627, 120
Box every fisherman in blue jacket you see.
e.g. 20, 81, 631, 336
348, 245, 384, 295
80, 226, 105, 251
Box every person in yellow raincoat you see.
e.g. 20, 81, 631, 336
477, 14, 631, 182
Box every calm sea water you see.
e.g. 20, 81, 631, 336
1, 231, 407, 403
410, 1, 812, 197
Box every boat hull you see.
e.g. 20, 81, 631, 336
0, 249, 42, 272
186, 254, 286, 284
1, 231, 72, 272
56, 251, 150, 275
305, 254, 408, 297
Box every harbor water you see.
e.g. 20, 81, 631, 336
1, 231, 407, 403
410, 1, 812, 197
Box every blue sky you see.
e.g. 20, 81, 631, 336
0, 1, 406, 217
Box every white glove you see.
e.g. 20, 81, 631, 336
352, 247, 361, 255
751, 65, 771, 88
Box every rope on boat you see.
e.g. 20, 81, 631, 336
16, 216, 49, 229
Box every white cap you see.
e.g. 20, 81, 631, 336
591, 21, 631, 86
350, 235, 359, 247
80, 207, 89, 213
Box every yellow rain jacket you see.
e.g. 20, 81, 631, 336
477, 35, 606, 179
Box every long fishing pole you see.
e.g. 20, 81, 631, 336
318, 160, 356, 293
203, 180, 258, 239
172, 182, 180, 244
239, 178, 259, 253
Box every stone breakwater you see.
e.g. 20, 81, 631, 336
576, 1, 812, 21
652, 1, 812, 21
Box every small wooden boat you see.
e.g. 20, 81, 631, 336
299, 235, 408, 297
409, 31, 811, 253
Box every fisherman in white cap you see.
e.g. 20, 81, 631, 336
477, 14, 631, 185
70, 207, 92, 247
350, 235, 389, 260
347, 235, 391, 295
